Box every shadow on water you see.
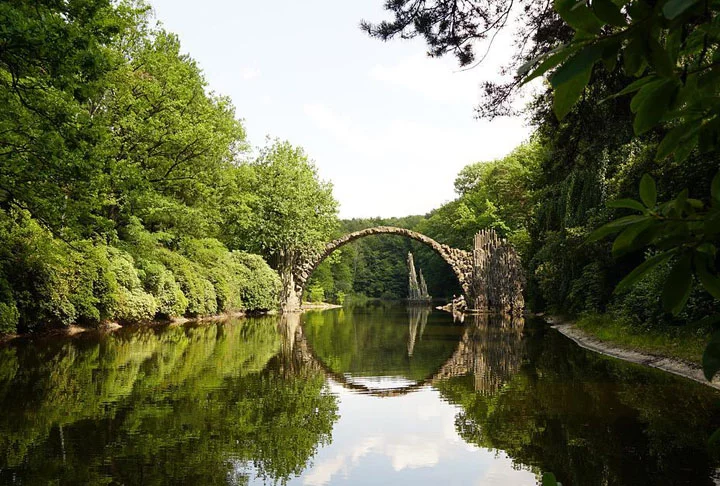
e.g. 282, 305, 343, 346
0, 305, 719, 485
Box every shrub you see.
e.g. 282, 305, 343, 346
115, 288, 158, 323
306, 285, 325, 303
0, 277, 18, 334
139, 262, 188, 318
231, 252, 280, 311
158, 249, 217, 316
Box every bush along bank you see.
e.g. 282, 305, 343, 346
0, 213, 281, 335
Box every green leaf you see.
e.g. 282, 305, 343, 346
633, 80, 678, 135
629, 79, 666, 113
521, 45, 580, 85
553, 64, 593, 119
655, 124, 700, 160
555, 0, 604, 33
666, 28, 682, 64
661, 253, 692, 315
615, 250, 675, 292
615, 75, 658, 97
550, 45, 603, 87
702, 331, 720, 381
612, 219, 654, 256
706, 211, 720, 235
698, 117, 720, 153
712, 170, 720, 202
647, 37, 675, 78
623, 36, 647, 76
663, 0, 701, 19
687, 198, 704, 209
542, 472, 560, 486
695, 253, 720, 299
673, 136, 697, 162
601, 42, 619, 71
592, 0, 627, 26
607, 198, 646, 211
587, 215, 651, 242
639, 174, 657, 207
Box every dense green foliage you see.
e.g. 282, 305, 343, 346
0, 1, 337, 332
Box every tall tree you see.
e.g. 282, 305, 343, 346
0, 0, 144, 237
226, 140, 338, 276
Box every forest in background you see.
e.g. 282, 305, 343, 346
0, 1, 338, 334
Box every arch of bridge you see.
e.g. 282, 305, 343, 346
293, 226, 473, 298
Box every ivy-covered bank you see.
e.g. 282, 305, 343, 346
0, 2, 337, 333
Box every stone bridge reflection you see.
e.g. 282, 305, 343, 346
278, 309, 525, 398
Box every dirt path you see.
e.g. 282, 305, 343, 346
550, 320, 720, 391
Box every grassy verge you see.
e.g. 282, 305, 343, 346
574, 313, 709, 365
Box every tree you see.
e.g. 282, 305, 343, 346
0, 0, 144, 237
365, 0, 720, 377
0, 1, 284, 331
102, 29, 246, 240
521, 0, 720, 379
228, 140, 338, 271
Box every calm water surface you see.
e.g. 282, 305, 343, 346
1, 303, 719, 485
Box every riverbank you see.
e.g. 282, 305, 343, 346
547, 316, 720, 390
0, 309, 277, 344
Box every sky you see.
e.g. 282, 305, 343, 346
148, 0, 534, 218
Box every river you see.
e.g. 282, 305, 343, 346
0, 303, 718, 485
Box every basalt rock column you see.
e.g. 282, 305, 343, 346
407, 252, 431, 302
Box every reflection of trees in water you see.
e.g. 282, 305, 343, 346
301, 306, 463, 383
436, 322, 720, 486
0, 318, 339, 485
434, 313, 525, 396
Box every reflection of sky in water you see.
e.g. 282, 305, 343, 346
245, 382, 536, 486
342, 376, 416, 390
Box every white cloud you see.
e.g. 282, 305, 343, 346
369, 54, 482, 106
240, 66, 261, 80
387, 441, 441, 471
478, 454, 537, 486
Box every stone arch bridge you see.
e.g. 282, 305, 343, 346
281, 226, 524, 314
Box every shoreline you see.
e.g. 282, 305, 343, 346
301, 302, 343, 311
0, 309, 277, 344
0, 304, 345, 344
547, 316, 720, 391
